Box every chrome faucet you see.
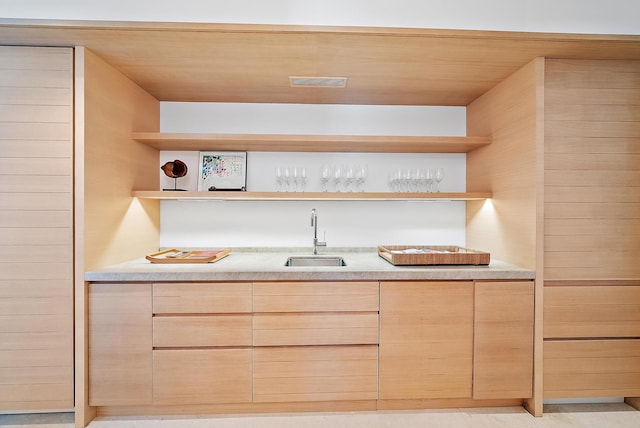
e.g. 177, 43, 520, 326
310, 208, 327, 255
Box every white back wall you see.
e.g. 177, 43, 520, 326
159, 103, 467, 248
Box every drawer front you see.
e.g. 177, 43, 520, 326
153, 315, 252, 347
253, 313, 379, 346
153, 282, 251, 314
153, 349, 252, 405
253, 281, 379, 312
544, 339, 640, 398
253, 345, 378, 402
544, 285, 640, 338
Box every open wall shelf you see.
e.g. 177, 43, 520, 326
132, 191, 492, 201
132, 132, 491, 153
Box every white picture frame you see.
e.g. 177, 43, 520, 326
197, 151, 247, 191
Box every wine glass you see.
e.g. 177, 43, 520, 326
275, 166, 283, 192
344, 165, 355, 192
426, 168, 435, 192
356, 164, 368, 192
320, 165, 330, 192
284, 167, 291, 192
435, 167, 445, 192
333, 165, 343, 192
292, 167, 299, 192
300, 167, 307, 191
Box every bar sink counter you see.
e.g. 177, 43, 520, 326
84, 247, 535, 282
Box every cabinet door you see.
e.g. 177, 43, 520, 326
379, 281, 474, 400
253, 345, 378, 402
89, 283, 152, 405
153, 349, 252, 405
0, 46, 74, 412
473, 281, 534, 399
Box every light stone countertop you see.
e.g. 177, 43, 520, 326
85, 247, 535, 282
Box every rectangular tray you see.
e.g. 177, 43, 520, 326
146, 248, 232, 264
378, 245, 490, 266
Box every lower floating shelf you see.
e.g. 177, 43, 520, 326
132, 191, 492, 201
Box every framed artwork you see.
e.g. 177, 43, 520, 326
198, 151, 247, 191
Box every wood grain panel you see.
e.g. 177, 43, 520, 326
253, 281, 379, 313
0, 46, 74, 412
253, 313, 379, 346
544, 285, 640, 338
0, 46, 72, 70
153, 349, 252, 405
153, 315, 252, 347
473, 281, 534, 399
253, 345, 378, 402
153, 282, 252, 314
379, 281, 473, 400
89, 283, 152, 406
80, 47, 160, 271
0, 106, 71, 125
545, 137, 640, 154
0, 158, 72, 176
466, 58, 543, 271
544, 59, 640, 281
544, 339, 640, 398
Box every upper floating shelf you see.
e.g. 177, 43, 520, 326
132, 132, 491, 153
132, 191, 492, 201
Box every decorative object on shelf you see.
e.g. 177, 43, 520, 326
160, 159, 188, 191
198, 151, 247, 191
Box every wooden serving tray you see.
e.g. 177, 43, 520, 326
378, 245, 490, 266
146, 248, 232, 264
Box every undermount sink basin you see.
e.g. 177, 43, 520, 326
284, 256, 347, 267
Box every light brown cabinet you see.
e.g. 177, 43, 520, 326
88, 279, 538, 411
151, 282, 253, 405
379, 281, 474, 399
88, 283, 153, 406
473, 281, 534, 399
253, 281, 380, 402
0, 46, 74, 412
544, 284, 640, 398
153, 348, 252, 405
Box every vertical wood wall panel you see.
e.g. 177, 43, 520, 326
544, 59, 640, 281
466, 58, 545, 416
0, 46, 74, 411
81, 48, 160, 271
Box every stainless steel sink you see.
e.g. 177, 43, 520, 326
284, 256, 347, 267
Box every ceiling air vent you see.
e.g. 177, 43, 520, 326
289, 76, 347, 88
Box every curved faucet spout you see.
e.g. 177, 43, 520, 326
310, 208, 326, 255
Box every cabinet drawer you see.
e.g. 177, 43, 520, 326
253, 345, 378, 402
253, 281, 379, 312
153, 349, 252, 405
544, 339, 640, 398
153, 315, 252, 347
544, 285, 640, 338
153, 282, 251, 314
253, 313, 379, 346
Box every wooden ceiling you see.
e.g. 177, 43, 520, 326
1, 19, 639, 106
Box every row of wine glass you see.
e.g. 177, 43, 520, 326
389, 167, 444, 192
275, 166, 308, 192
274, 165, 444, 192
320, 164, 368, 192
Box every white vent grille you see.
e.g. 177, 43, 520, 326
289, 76, 348, 88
